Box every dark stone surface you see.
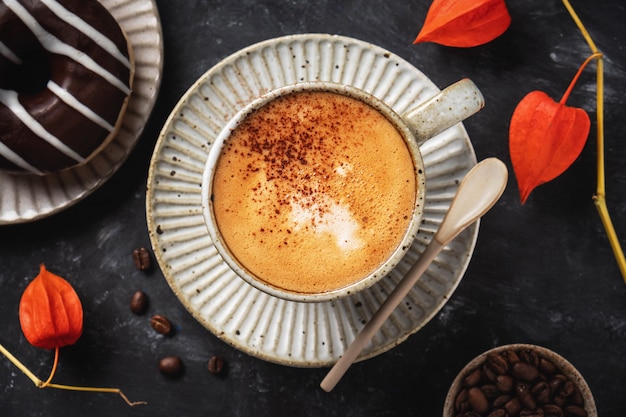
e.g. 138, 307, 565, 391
1, 0, 625, 416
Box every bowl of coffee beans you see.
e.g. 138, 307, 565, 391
443, 344, 596, 417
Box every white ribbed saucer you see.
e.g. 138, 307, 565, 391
146, 34, 478, 367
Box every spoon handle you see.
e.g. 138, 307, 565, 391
320, 239, 444, 392
320, 158, 507, 392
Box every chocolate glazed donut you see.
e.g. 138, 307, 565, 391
0, 0, 134, 175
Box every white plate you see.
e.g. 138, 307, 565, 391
0, 0, 163, 225
146, 34, 478, 367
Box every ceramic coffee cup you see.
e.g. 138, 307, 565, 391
201, 79, 483, 302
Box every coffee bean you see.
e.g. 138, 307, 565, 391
549, 375, 567, 393
542, 404, 564, 417
151, 314, 173, 335
519, 349, 540, 367
505, 350, 521, 365
515, 382, 537, 410
504, 397, 522, 416
159, 355, 183, 375
558, 380, 575, 398
130, 290, 148, 315
481, 384, 499, 398
531, 382, 551, 404
464, 367, 482, 387
468, 387, 489, 414
493, 395, 511, 408
132, 247, 151, 271
570, 387, 583, 405
456, 388, 470, 413
513, 362, 540, 382
207, 355, 225, 374
487, 353, 509, 375
495, 375, 514, 393
563, 405, 587, 417
554, 396, 567, 407
520, 409, 544, 417
539, 358, 557, 375
487, 409, 508, 417
483, 364, 498, 382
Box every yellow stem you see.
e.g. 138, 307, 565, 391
561, 0, 599, 53
40, 347, 59, 388
0, 342, 43, 387
43, 383, 147, 407
0, 342, 146, 406
562, 0, 626, 283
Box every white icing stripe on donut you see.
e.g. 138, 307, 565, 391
0, 142, 44, 175
0, 89, 85, 163
40, 0, 131, 70
48, 81, 115, 132
0, 40, 22, 65
3, 0, 131, 95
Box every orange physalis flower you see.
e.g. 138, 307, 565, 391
19, 264, 83, 350
1, 265, 144, 405
414, 0, 511, 47
509, 53, 599, 204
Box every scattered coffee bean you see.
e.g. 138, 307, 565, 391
453, 348, 588, 417
159, 355, 183, 375
132, 247, 151, 271
130, 290, 149, 315
207, 355, 225, 374
150, 314, 173, 335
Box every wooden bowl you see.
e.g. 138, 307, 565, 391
443, 344, 597, 417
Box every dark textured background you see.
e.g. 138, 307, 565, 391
1, 0, 625, 416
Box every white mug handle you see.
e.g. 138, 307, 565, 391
402, 79, 485, 145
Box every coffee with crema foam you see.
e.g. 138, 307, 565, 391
211, 90, 417, 294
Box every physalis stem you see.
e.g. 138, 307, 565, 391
0, 342, 146, 407
561, 0, 626, 283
